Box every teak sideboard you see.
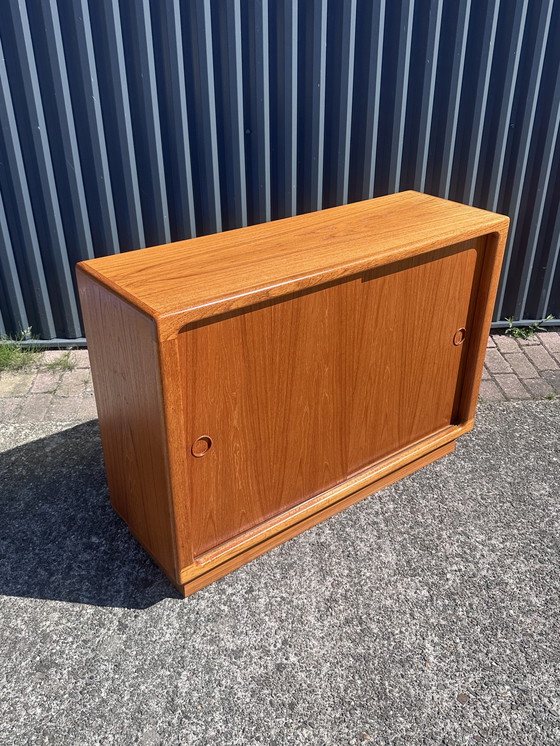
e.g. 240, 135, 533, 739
77, 191, 509, 596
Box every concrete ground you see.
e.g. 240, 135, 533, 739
1, 336, 559, 744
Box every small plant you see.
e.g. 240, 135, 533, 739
0, 327, 37, 371
45, 351, 75, 371
504, 315, 555, 339
544, 393, 557, 401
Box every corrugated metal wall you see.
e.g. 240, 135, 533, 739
1, 0, 559, 342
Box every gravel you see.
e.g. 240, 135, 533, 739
1, 401, 559, 745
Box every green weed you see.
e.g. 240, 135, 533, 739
504, 315, 554, 339
0, 328, 37, 371
45, 351, 75, 371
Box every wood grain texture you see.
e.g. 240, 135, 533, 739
76, 271, 178, 578
76, 192, 509, 596
77, 190, 509, 337
181, 240, 483, 556
178, 441, 456, 597
179, 425, 467, 586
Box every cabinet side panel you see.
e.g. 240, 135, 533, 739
457, 229, 508, 422
76, 271, 176, 578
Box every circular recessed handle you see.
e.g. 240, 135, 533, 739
191, 435, 213, 457
453, 327, 466, 346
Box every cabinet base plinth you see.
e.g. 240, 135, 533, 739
175, 440, 455, 598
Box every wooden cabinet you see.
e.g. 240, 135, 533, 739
77, 191, 509, 596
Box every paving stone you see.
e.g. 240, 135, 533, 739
478, 379, 505, 402
41, 350, 68, 364
494, 334, 520, 353
523, 344, 559, 371
83, 377, 95, 397
494, 374, 530, 400
484, 348, 513, 374
45, 397, 83, 422
541, 370, 560, 394
75, 397, 98, 421
0, 398, 22, 422
538, 331, 560, 358
30, 371, 61, 394
523, 378, 556, 399
2, 334, 557, 430
57, 369, 88, 397
502, 352, 539, 379
0, 372, 35, 397
19, 394, 53, 423
68, 349, 90, 368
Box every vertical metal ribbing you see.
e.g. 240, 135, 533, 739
287, 0, 298, 216
221, 0, 248, 228
39, 0, 94, 262
246, 0, 271, 223
334, 0, 357, 205
0, 37, 55, 338
414, 0, 442, 193
438, 0, 471, 198
0, 187, 28, 334
95, 0, 145, 249
309, 0, 327, 211
158, 0, 196, 239
6, 0, 81, 337
486, 0, 528, 212
362, 0, 385, 199
494, 0, 554, 322
515, 61, 560, 320
67, 0, 119, 255
277, 0, 298, 217
127, 0, 170, 245
388, 0, 414, 194
462, 0, 500, 206
537, 202, 560, 319
1, 0, 560, 339
191, 0, 222, 235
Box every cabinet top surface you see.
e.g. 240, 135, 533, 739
77, 191, 508, 329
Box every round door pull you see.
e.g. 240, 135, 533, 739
453, 328, 466, 346
191, 435, 213, 457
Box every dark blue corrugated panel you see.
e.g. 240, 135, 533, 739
0, 0, 559, 341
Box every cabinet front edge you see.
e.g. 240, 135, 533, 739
156, 223, 510, 340
76, 263, 158, 321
